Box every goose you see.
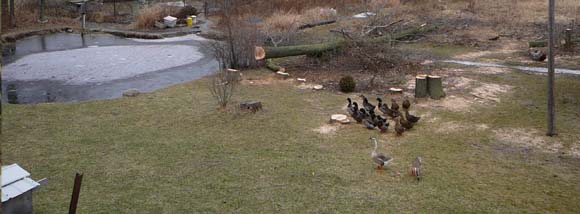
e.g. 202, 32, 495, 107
360, 95, 376, 111
410, 157, 422, 181
402, 98, 411, 110
395, 117, 405, 136
369, 137, 393, 170
405, 110, 421, 123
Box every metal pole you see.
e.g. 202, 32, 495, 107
546, 0, 556, 136
68, 173, 84, 214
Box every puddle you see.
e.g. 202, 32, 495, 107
443, 60, 580, 75
2, 32, 218, 104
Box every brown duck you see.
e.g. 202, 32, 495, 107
390, 99, 400, 111
400, 114, 414, 130
402, 98, 411, 110
395, 117, 405, 136
410, 157, 422, 181
405, 110, 421, 123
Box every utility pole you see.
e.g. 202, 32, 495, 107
546, 0, 556, 136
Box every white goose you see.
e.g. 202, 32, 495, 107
369, 137, 393, 170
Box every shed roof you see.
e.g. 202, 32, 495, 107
1, 164, 40, 203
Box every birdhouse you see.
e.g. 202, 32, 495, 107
2, 164, 47, 214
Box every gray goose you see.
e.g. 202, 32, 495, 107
370, 137, 393, 170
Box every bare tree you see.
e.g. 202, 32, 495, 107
214, 0, 261, 69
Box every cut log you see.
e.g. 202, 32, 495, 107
529, 37, 580, 47
298, 20, 336, 30
427, 75, 445, 100
389, 88, 403, 95
414, 75, 428, 98
330, 114, 350, 124
258, 25, 437, 59
265, 59, 283, 72
240, 100, 262, 112
255, 46, 265, 60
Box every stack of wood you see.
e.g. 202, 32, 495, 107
414, 75, 445, 100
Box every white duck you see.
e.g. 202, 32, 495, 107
369, 137, 393, 170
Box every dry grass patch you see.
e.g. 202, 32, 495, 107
493, 128, 572, 155
131, 4, 181, 29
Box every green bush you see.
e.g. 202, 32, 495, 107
339, 76, 356, 93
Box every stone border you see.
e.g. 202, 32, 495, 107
0, 26, 203, 57
1, 25, 202, 42
1, 26, 73, 42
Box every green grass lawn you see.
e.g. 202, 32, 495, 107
2, 69, 579, 213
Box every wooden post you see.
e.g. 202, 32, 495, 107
69, 173, 84, 214
414, 75, 428, 98
546, 0, 556, 136
9, 0, 13, 26
564, 28, 574, 51
39, 0, 47, 22
427, 75, 444, 100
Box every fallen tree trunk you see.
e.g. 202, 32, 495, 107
529, 38, 580, 47
261, 25, 437, 59
265, 59, 283, 72
298, 20, 336, 30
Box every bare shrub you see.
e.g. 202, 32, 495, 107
208, 69, 239, 109
261, 11, 300, 47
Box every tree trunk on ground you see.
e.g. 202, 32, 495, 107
415, 75, 428, 98
260, 25, 437, 59
529, 38, 579, 47
265, 59, 283, 72
428, 75, 444, 100
298, 20, 336, 30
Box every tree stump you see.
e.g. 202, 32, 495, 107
427, 75, 445, 100
529, 49, 547, 62
240, 100, 262, 112
414, 75, 428, 98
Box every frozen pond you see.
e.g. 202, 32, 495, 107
2, 33, 218, 104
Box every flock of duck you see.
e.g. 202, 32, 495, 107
346, 95, 423, 180
346, 95, 421, 135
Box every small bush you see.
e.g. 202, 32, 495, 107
339, 76, 356, 93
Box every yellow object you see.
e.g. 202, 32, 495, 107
186, 17, 193, 27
